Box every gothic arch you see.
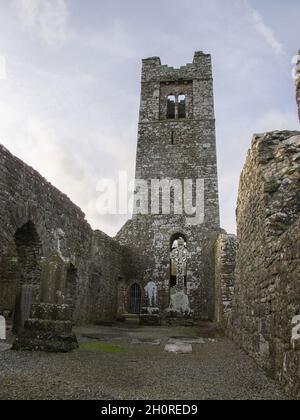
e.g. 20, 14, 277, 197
9, 204, 47, 256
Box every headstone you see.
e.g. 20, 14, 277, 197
139, 280, 161, 326
144, 281, 157, 307
166, 291, 192, 317
0, 316, 6, 340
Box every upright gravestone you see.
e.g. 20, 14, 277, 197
166, 237, 193, 324
0, 316, 6, 340
140, 281, 161, 326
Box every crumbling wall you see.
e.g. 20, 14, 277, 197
0, 145, 126, 324
214, 233, 237, 329
88, 230, 127, 322
230, 131, 300, 398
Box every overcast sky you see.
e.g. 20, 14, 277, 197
0, 0, 299, 236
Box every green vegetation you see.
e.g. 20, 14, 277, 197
79, 342, 127, 353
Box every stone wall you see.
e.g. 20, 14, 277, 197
117, 217, 221, 319
296, 51, 300, 122
88, 230, 128, 322
0, 145, 126, 324
229, 131, 300, 398
214, 233, 237, 329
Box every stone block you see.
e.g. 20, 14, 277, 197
30, 303, 73, 322
24, 319, 73, 335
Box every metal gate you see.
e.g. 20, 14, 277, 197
128, 283, 142, 314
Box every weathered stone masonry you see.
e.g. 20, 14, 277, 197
0, 145, 126, 329
117, 52, 222, 320
1, 50, 299, 400
214, 233, 237, 329
228, 131, 300, 398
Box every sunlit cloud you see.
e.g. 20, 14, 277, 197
0, 0, 298, 237
12, 0, 71, 47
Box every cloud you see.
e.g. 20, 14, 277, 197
13, 0, 71, 47
0, 97, 135, 236
0, 55, 7, 80
1, 0, 298, 238
243, 0, 285, 55
81, 19, 136, 59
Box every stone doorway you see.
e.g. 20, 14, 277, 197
128, 283, 142, 314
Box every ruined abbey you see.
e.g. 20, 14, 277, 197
0, 51, 299, 399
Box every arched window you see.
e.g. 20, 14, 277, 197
167, 95, 176, 119
178, 94, 186, 119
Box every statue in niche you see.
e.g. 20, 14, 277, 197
170, 237, 188, 292
144, 281, 158, 308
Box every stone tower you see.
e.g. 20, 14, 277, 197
117, 52, 221, 320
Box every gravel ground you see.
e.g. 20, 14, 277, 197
0, 322, 286, 400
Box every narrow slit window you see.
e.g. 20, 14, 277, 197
167, 95, 176, 119
178, 94, 186, 119
171, 131, 174, 145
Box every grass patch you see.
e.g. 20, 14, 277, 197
79, 342, 128, 353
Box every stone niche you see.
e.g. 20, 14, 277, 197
13, 250, 78, 353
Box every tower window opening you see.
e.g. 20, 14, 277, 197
167, 95, 176, 119
178, 94, 186, 119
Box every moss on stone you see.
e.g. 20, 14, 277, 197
79, 342, 127, 353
